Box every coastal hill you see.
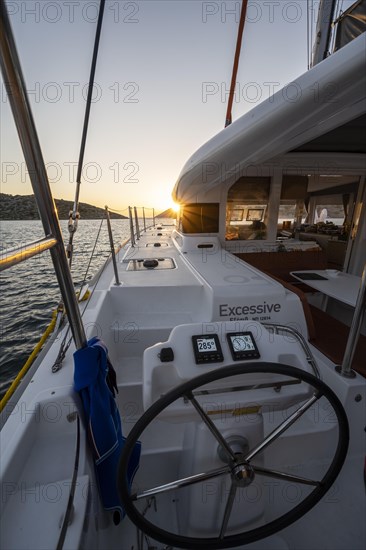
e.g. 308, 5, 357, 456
156, 208, 177, 219
0, 194, 127, 220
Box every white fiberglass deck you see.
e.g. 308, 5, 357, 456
97, 226, 309, 335
1, 225, 365, 550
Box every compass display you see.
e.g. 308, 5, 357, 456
196, 337, 217, 352
192, 334, 224, 364
227, 332, 260, 361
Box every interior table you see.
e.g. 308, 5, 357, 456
290, 270, 362, 308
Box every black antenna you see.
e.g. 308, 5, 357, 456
67, 0, 106, 265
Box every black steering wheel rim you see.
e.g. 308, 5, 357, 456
118, 362, 349, 549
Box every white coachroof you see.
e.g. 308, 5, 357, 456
172, 33, 366, 204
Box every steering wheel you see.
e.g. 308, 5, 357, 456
118, 363, 349, 549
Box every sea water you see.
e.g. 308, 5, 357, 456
0, 218, 136, 397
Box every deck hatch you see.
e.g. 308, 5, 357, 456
125, 258, 176, 271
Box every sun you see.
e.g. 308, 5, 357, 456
171, 202, 181, 213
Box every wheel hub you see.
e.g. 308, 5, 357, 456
231, 455, 255, 487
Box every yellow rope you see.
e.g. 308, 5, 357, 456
0, 287, 91, 414
77, 289, 91, 302
0, 310, 58, 414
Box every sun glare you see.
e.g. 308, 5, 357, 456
171, 202, 180, 213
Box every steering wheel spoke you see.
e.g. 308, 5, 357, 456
219, 481, 237, 539
185, 391, 237, 463
132, 465, 231, 501
253, 465, 321, 487
245, 392, 321, 462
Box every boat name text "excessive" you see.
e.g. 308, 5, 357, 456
220, 302, 281, 317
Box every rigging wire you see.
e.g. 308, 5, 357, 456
310, 0, 314, 67
105, 207, 130, 214
52, 215, 106, 372
77, 215, 105, 296
225, 0, 249, 127
306, 0, 310, 70
330, 0, 343, 53
52, 262, 104, 373
131, 207, 155, 217
67, 0, 106, 267
307, 0, 316, 69
52, 208, 145, 372
325, 0, 339, 59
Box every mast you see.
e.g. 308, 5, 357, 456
225, 0, 248, 127
312, 0, 337, 66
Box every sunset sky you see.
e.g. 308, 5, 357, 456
1, 1, 354, 213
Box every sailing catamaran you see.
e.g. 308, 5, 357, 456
1, 1, 365, 549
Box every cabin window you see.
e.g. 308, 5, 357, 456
179, 203, 219, 234
278, 176, 308, 235
312, 196, 347, 225
297, 178, 358, 269
226, 177, 270, 240
304, 193, 351, 247
304, 177, 358, 231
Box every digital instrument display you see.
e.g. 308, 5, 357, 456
196, 338, 217, 352
226, 332, 260, 361
192, 334, 224, 364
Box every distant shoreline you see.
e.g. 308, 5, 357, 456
0, 193, 127, 220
